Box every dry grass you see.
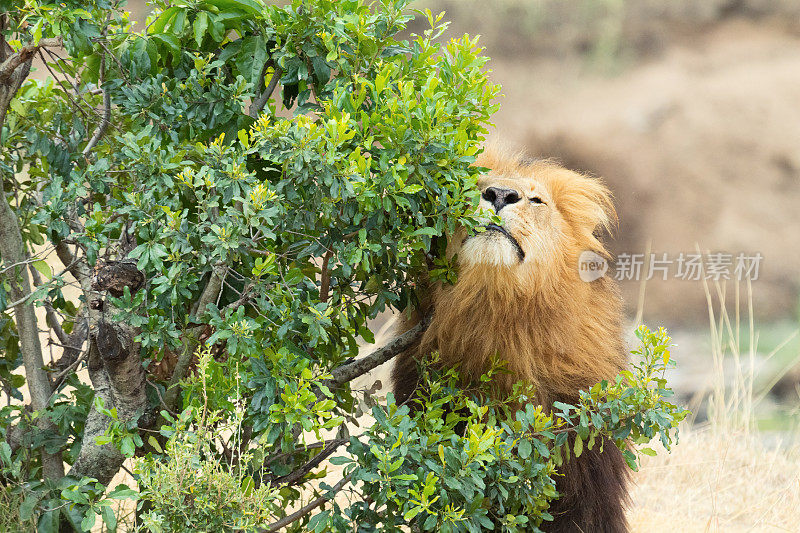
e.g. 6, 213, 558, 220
629, 429, 800, 532
627, 274, 800, 531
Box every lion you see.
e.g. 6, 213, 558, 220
391, 145, 630, 532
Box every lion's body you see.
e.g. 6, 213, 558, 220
392, 146, 630, 532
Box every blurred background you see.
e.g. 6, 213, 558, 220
121, 1, 800, 528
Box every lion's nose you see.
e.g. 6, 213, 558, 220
482, 187, 521, 213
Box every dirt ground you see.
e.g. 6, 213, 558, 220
471, 14, 800, 327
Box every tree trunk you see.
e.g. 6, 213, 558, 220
0, 29, 66, 481
0, 195, 65, 480
69, 262, 148, 486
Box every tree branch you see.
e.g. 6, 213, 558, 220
164, 262, 227, 411
319, 250, 332, 303
249, 65, 282, 118
325, 314, 431, 389
0, 37, 62, 81
0, 37, 63, 146
263, 473, 352, 532
55, 240, 92, 289
272, 438, 347, 487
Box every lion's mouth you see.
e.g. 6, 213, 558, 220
480, 224, 526, 262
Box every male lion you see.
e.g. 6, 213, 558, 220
391, 145, 629, 532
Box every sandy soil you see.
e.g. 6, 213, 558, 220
479, 17, 800, 326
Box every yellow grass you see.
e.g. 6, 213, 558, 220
628, 271, 800, 531
629, 429, 800, 532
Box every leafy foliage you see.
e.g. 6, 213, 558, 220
316, 327, 686, 533
0, 0, 686, 531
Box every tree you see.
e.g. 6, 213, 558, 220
0, 1, 687, 531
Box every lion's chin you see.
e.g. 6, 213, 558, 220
459, 234, 524, 267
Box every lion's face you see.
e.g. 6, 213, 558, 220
458, 174, 560, 268
405, 146, 625, 406
449, 153, 616, 287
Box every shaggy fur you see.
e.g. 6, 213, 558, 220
391, 145, 630, 532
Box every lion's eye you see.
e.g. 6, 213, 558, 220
530, 197, 545, 205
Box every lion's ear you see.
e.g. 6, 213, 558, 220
541, 166, 618, 253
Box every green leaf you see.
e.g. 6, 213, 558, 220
574, 434, 583, 458
0, 442, 11, 466
107, 484, 139, 500
194, 12, 209, 47
240, 476, 254, 496
31, 260, 52, 279
151, 33, 181, 62
205, 0, 263, 15
639, 447, 657, 457
9, 98, 26, 116
411, 227, 438, 238
171, 9, 188, 34
37, 509, 59, 533
148, 435, 163, 453
61, 488, 89, 506
94, 435, 112, 445
403, 507, 421, 521
81, 509, 96, 532
149, 7, 179, 34
518, 439, 532, 459
31, 18, 43, 45
120, 436, 136, 457
19, 492, 41, 521
208, 15, 225, 42
100, 505, 117, 532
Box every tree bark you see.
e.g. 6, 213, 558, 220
0, 195, 65, 480
69, 262, 147, 486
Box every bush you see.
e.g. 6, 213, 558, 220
0, 1, 686, 531
136, 350, 279, 532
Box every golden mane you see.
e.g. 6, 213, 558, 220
402, 145, 625, 404
391, 144, 631, 531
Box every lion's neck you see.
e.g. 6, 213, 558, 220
420, 265, 625, 403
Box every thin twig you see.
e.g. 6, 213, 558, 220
50, 348, 88, 385
38, 49, 91, 122
263, 473, 352, 532
0, 250, 55, 276
272, 438, 348, 487
82, 50, 111, 157
26, 262, 68, 345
